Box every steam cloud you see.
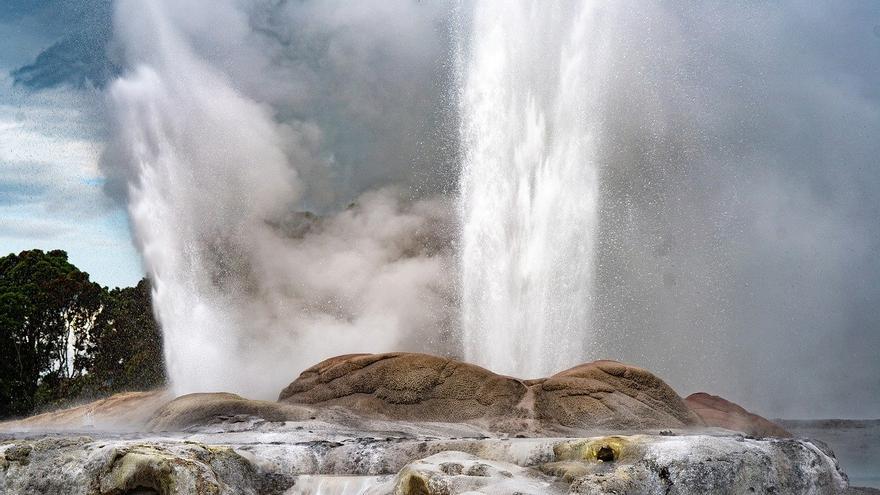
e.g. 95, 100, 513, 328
103, 0, 880, 416
105, 0, 457, 397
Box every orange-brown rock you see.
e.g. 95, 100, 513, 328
0, 390, 171, 432
534, 360, 702, 430
279, 352, 529, 422
279, 353, 701, 431
685, 392, 791, 438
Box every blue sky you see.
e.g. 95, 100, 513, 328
0, 0, 142, 288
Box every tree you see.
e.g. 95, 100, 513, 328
0, 250, 103, 417
0, 250, 167, 419
88, 278, 165, 394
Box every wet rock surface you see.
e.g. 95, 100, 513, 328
0, 434, 263, 495
0, 418, 852, 494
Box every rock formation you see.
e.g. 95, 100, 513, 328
0, 353, 867, 494
0, 355, 791, 438
391, 435, 848, 495
685, 392, 791, 438
0, 430, 850, 494
533, 360, 702, 430
279, 353, 701, 432
279, 353, 529, 423
147, 392, 313, 431
0, 390, 171, 432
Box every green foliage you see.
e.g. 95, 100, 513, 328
0, 249, 165, 419
88, 279, 165, 394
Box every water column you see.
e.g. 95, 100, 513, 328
459, 2, 611, 377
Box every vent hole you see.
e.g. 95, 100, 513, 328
596, 445, 616, 462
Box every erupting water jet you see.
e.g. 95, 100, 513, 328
459, 2, 611, 377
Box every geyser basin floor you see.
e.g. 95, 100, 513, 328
0, 354, 871, 493
0, 419, 853, 495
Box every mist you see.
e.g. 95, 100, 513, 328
589, 2, 880, 418
101, 0, 880, 417
105, 0, 457, 398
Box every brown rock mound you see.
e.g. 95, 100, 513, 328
280, 353, 701, 431
685, 392, 791, 438
534, 360, 702, 430
147, 392, 313, 431
0, 390, 171, 432
279, 352, 529, 422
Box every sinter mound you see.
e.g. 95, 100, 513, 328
279, 352, 705, 431
685, 392, 791, 438
0, 353, 789, 438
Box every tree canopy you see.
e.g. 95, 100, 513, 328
0, 249, 165, 419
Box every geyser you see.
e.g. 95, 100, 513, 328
107, 0, 457, 398
458, 2, 610, 377
109, 0, 613, 394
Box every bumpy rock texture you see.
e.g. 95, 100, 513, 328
279, 353, 529, 422
533, 360, 702, 430
0, 429, 850, 495
280, 353, 701, 431
389, 435, 849, 495
685, 392, 791, 438
0, 436, 264, 495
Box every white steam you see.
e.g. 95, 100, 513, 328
102, 0, 880, 418
107, 0, 455, 397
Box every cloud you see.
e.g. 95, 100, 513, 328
5, 0, 116, 89
12, 26, 117, 90
0, 70, 126, 287
0, 215, 70, 240
0, 86, 109, 216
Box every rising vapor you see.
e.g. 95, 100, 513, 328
106, 0, 457, 397
102, 0, 880, 417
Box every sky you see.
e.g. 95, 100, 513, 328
0, 0, 142, 288
1, 0, 879, 418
